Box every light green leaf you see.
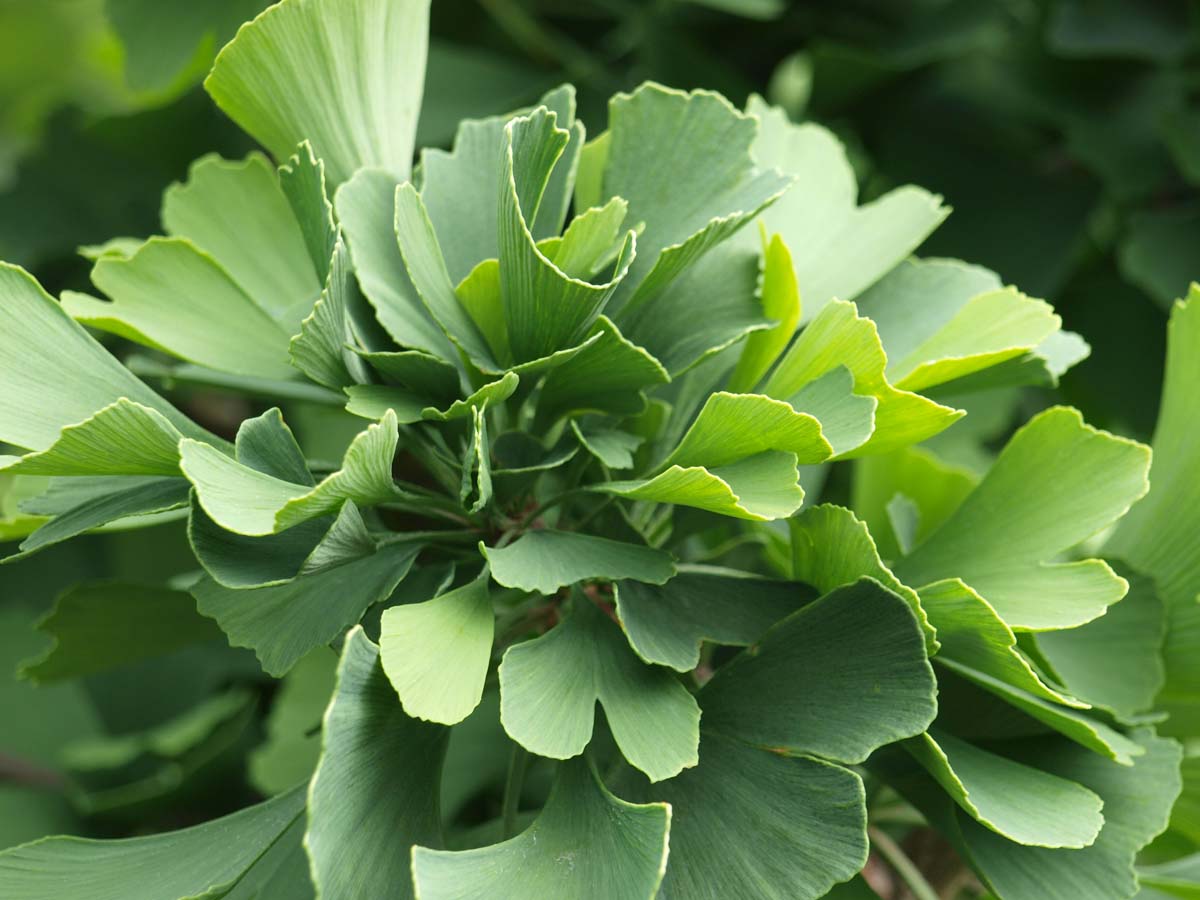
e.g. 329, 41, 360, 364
572, 423, 644, 470
0, 787, 306, 900
701, 577, 936, 762
896, 406, 1151, 631
279, 140, 337, 282
534, 316, 669, 428
181, 409, 399, 536
852, 445, 976, 561
764, 299, 962, 456
305, 628, 447, 900
412, 759, 670, 900
1, 399, 183, 477
1034, 564, 1166, 719
907, 729, 1103, 848
601, 452, 805, 521
786, 365, 877, 456
484, 530, 676, 593
357, 349, 460, 406
788, 504, 938, 651
380, 570, 493, 725
162, 151, 320, 333
499, 594, 699, 781
13, 476, 190, 559
593, 83, 792, 315
664, 391, 831, 468
20, 582, 224, 683
745, 95, 948, 320
249, 646, 338, 796
728, 231, 802, 392
461, 405, 493, 515
345, 372, 517, 424
920, 578, 1085, 708
334, 168, 458, 359
205, 0, 429, 185
71, 237, 295, 379
614, 566, 812, 671
193, 525, 419, 676
1106, 289, 1200, 732
0, 263, 213, 452
289, 238, 356, 389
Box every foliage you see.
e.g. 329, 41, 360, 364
1, 1, 1198, 899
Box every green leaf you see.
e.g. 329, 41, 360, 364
854, 258, 1062, 392
162, 151, 321, 333
483, 530, 676, 593
1, 399, 183, 477
764, 299, 962, 456
13, 476, 190, 559
906, 729, 1104, 848
345, 372, 518, 424
592, 84, 791, 316
205, 0, 429, 185
1034, 564, 1166, 719
279, 140, 337, 282
920, 578, 1085, 708
357, 349, 460, 406
20, 582, 224, 683
289, 238, 357, 389
701, 577, 936, 762
663, 391, 832, 469
953, 731, 1181, 900
727, 231, 801, 392
1140, 854, 1200, 899
71, 237, 296, 379
193, 530, 419, 676
614, 566, 812, 671
572, 423, 644, 470
380, 570, 493, 725
412, 759, 670, 900
499, 108, 636, 365
305, 627, 447, 900
0, 786, 306, 900
249, 646, 338, 795
744, 96, 948, 320
334, 168, 458, 359
0, 263, 214, 452
420, 85, 579, 284
534, 316, 669, 428
499, 594, 699, 781
896, 406, 1151, 631
181, 409, 400, 536
852, 445, 976, 561
788, 504, 938, 651
648, 732, 867, 900
1106, 289, 1200, 732
786, 365, 878, 456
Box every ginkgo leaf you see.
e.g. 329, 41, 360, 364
162, 151, 321, 333
0, 787, 306, 900
727, 231, 802, 393
461, 405, 493, 514
0, 263, 212, 452
356, 349, 460, 407
483, 530, 676, 593
181, 409, 400, 536
305, 628, 446, 900
614, 566, 812, 671
289, 238, 357, 389
249, 646, 337, 796
896, 406, 1151, 631
663, 391, 831, 468
588, 83, 792, 315
763, 299, 962, 456
744, 95, 947, 321
0, 399, 184, 477
70, 237, 296, 379
345, 372, 518, 424
1106, 288, 1200, 732
788, 504, 938, 651
906, 729, 1104, 848
380, 570, 493, 725
499, 108, 637, 365
412, 759, 670, 900
335, 168, 458, 359
572, 423, 644, 470
787, 366, 877, 457
192, 533, 419, 676
854, 258, 1063, 392
278, 140, 337, 282
499, 594, 700, 781
20, 582, 224, 683
206, 0, 430, 185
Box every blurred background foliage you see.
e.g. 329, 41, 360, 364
3, 0, 1197, 885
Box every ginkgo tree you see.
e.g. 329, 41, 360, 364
0, 0, 1196, 898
